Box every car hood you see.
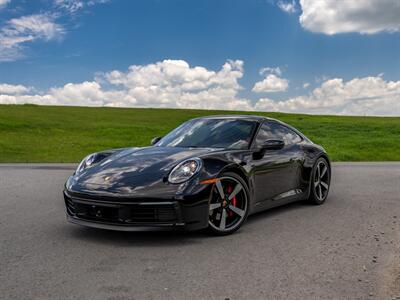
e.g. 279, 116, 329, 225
74, 146, 221, 189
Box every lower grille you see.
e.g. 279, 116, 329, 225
64, 194, 179, 225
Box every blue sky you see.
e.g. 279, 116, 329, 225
0, 0, 400, 115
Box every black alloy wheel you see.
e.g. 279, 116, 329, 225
208, 172, 249, 235
309, 158, 331, 204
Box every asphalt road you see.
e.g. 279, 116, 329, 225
1, 163, 400, 300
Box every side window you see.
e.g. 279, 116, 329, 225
253, 123, 276, 148
254, 122, 302, 148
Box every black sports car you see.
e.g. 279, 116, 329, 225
64, 115, 331, 235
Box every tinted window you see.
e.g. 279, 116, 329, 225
157, 119, 257, 150
253, 122, 302, 147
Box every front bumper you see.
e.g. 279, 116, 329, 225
63, 189, 210, 231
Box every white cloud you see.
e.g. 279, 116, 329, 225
303, 82, 310, 88
252, 74, 289, 93
54, 0, 109, 13
0, 59, 253, 111
100, 59, 252, 110
299, 0, 400, 34
2, 60, 400, 116
54, 0, 84, 13
277, 0, 297, 14
259, 66, 282, 76
0, 83, 30, 94
49, 81, 132, 106
255, 75, 400, 116
0, 14, 64, 62
0, 94, 54, 105
0, 0, 10, 8
0, 1, 109, 62
7, 14, 63, 41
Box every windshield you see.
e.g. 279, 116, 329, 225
156, 118, 258, 150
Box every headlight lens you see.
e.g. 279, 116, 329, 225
168, 158, 202, 184
76, 153, 98, 175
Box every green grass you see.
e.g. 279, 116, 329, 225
0, 104, 399, 162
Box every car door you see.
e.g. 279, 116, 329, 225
251, 121, 303, 206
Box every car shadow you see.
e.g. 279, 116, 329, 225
66, 225, 212, 247
65, 200, 312, 246
246, 200, 311, 224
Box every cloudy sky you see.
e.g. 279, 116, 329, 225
0, 0, 399, 115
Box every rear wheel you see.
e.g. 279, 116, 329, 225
308, 157, 331, 205
207, 172, 249, 235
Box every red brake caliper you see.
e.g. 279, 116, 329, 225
227, 186, 237, 217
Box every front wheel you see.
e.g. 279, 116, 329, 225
308, 157, 331, 205
207, 172, 249, 235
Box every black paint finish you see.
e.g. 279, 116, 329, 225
64, 115, 330, 231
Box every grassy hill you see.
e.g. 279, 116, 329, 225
0, 104, 399, 162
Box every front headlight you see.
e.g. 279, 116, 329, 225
75, 153, 99, 175
168, 158, 202, 184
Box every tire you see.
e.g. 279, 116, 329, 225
207, 172, 250, 236
308, 157, 331, 205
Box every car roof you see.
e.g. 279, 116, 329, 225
192, 115, 273, 122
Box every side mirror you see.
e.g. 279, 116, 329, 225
253, 139, 284, 159
151, 136, 162, 145
260, 139, 285, 151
